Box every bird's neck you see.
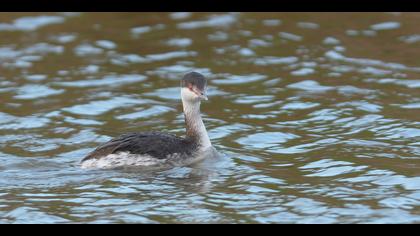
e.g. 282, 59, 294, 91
182, 99, 211, 149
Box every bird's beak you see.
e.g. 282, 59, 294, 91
192, 86, 208, 101
200, 92, 208, 101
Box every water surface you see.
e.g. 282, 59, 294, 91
0, 12, 420, 223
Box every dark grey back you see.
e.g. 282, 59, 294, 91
82, 131, 198, 161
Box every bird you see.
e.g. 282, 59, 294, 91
81, 72, 214, 169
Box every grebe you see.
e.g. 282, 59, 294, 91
81, 72, 214, 169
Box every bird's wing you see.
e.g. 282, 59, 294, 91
82, 132, 192, 162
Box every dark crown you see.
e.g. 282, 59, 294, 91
181, 72, 207, 91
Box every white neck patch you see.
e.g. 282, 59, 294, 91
181, 88, 211, 149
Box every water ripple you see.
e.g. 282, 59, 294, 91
1, 12, 419, 224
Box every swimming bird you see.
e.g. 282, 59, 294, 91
81, 72, 214, 169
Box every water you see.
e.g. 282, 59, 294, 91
0, 12, 419, 224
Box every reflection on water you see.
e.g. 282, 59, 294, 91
0, 12, 420, 223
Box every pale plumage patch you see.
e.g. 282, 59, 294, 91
80, 148, 214, 169
81, 152, 164, 169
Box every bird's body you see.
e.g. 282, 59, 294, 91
81, 72, 214, 169
81, 131, 204, 169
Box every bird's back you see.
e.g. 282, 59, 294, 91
82, 131, 198, 163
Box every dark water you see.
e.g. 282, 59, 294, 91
0, 12, 420, 223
